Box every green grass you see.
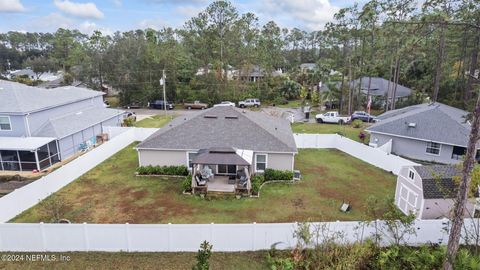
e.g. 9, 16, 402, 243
104, 96, 120, 108
292, 122, 370, 143
133, 115, 174, 128
12, 144, 396, 224
276, 100, 303, 108
0, 251, 268, 270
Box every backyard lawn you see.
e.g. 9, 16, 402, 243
133, 115, 174, 128
12, 144, 396, 224
292, 122, 370, 143
0, 251, 268, 270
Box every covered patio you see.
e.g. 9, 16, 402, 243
0, 137, 60, 172
191, 147, 252, 194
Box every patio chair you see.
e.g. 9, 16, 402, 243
201, 166, 214, 181
195, 175, 207, 186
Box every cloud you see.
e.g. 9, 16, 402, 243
0, 0, 26, 12
54, 0, 104, 19
111, 0, 122, 7
137, 17, 170, 30
25, 13, 75, 32
175, 5, 203, 18
79, 21, 113, 35
257, 0, 339, 30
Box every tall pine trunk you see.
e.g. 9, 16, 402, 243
465, 24, 480, 107
443, 93, 480, 270
433, 22, 446, 102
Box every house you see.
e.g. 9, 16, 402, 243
300, 63, 317, 72
233, 65, 283, 82
396, 165, 477, 219
0, 80, 125, 172
136, 106, 297, 193
366, 102, 477, 164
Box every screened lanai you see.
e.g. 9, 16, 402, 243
0, 137, 60, 172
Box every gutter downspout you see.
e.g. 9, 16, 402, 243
25, 113, 32, 137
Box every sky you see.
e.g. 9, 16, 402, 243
0, 0, 366, 35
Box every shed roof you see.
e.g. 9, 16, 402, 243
414, 165, 461, 199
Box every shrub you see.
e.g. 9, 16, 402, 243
192, 240, 213, 270
251, 174, 264, 194
264, 168, 294, 181
123, 117, 135, 127
182, 175, 192, 192
352, 119, 363, 128
136, 165, 189, 176
273, 96, 288, 106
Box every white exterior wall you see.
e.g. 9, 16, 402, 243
369, 133, 460, 164
138, 149, 188, 167
265, 153, 295, 171
421, 198, 476, 220
395, 166, 423, 216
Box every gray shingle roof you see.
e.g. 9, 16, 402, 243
366, 103, 471, 146
414, 165, 460, 199
137, 106, 297, 153
33, 106, 124, 139
0, 80, 104, 114
352, 77, 412, 98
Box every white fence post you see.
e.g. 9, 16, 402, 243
125, 223, 130, 252
40, 222, 46, 252
252, 222, 256, 251
167, 223, 171, 252
83, 222, 89, 252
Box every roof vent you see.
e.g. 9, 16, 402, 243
225, 116, 238, 119
76, 111, 83, 115
407, 122, 416, 128
204, 115, 217, 119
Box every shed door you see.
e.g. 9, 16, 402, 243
398, 184, 418, 215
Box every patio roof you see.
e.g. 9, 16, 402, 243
192, 148, 252, 166
0, 137, 56, 151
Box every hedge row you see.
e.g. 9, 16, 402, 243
251, 169, 294, 194
264, 168, 294, 181
137, 165, 189, 176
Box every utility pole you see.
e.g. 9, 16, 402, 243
160, 69, 167, 117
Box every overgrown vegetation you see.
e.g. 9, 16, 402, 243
264, 169, 294, 181
192, 241, 213, 270
136, 165, 189, 176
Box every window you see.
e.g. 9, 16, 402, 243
187, 152, 197, 168
426, 142, 441, 155
451, 146, 466, 160
0, 116, 11, 131
255, 154, 267, 172
217, 164, 236, 175
408, 170, 415, 180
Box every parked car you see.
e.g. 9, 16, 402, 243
238, 98, 261, 108
351, 111, 377, 122
213, 101, 235, 107
123, 102, 142, 109
184, 101, 208, 110
125, 111, 136, 121
103, 100, 110, 108
149, 100, 175, 110
315, 111, 351, 124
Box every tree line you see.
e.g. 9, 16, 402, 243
0, 0, 478, 113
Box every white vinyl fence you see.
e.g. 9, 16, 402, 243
0, 219, 478, 252
0, 127, 158, 223
294, 134, 419, 175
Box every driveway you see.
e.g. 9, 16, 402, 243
262, 106, 309, 123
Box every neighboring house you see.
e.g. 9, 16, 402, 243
196, 64, 235, 80
0, 80, 125, 172
366, 102, 477, 164
233, 65, 283, 82
300, 63, 317, 72
136, 106, 297, 193
8, 69, 61, 82
396, 165, 477, 219
351, 77, 412, 100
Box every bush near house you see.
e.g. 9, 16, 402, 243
136, 165, 189, 176
264, 169, 294, 181
251, 175, 264, 194
182, 175, 192, 192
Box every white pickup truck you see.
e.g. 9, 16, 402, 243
315, 111, 351, 124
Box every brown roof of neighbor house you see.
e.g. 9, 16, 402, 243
136, 106, 297, 153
